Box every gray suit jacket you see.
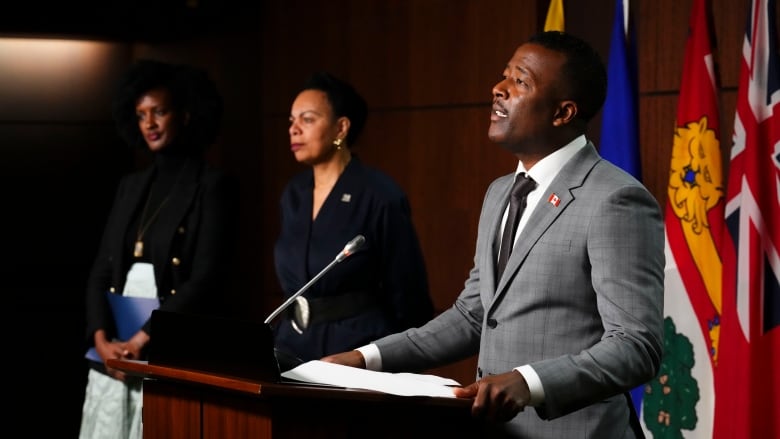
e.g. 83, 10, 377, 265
375, 143, 664, 438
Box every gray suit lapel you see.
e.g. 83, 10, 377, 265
483, 173, 514, 295
492, 143, 601, 303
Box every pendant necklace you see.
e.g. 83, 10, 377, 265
134, 162, 187, 258
134, 196, 170, 258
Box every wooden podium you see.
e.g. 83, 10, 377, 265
108, 358, 479, 438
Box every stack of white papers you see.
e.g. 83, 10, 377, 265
281, 360, 461, 398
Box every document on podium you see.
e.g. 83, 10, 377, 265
281, 360, 461, 398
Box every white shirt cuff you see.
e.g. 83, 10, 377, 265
515, 365, 545, 406
356, 344, 382, 371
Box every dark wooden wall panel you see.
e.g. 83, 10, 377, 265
714, 0, 750, 87
260, 1, 354, 113
639, 94, 679, 209
261, 0, 536, 112
637, 0, 690, 93
400, 0, 535, 106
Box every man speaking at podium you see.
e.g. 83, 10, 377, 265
322, 31, 664, 438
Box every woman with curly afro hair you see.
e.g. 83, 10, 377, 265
79, 59, 239, 439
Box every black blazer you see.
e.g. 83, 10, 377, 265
84, 156, 238, 349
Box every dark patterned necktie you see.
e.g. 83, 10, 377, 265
496, 172, 537, 281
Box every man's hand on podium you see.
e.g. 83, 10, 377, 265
320, 350, 366, 369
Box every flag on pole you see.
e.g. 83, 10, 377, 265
600, 0, 640, 179
543, 0, 564, 31
650, 0, 724, 437
715, 0, 780, 437
598, 0, 646, 421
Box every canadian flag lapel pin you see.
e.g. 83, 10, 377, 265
548, 193, 560, 207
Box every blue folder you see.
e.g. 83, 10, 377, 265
84, 292, 160, 362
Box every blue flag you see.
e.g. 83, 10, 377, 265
599, 0, 641, 180
599, 0, 645, 419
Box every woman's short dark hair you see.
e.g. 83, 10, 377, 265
112, 59, 224, 151
300, 71, 368, 147
529, 31, 607, 124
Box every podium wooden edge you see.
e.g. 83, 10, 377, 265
107, 358, 473, 409
107, 358, 264, 393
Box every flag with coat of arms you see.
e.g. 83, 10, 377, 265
652, 0, 724, 437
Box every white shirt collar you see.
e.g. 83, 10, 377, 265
515, 134, 587, 188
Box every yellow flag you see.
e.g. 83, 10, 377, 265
544, 0, 564, 31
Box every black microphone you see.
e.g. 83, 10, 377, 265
264, 235, 366, 325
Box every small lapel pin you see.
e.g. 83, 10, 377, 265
341, 193, 352, 202
548, 193, 560, 207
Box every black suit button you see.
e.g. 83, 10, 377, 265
487, 318, 497, 328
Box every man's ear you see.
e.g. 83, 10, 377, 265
553, 101, 577, 126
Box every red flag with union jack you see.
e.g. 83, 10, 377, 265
716, 0, 780, 437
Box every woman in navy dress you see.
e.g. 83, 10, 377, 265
273, 72, 434, 364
